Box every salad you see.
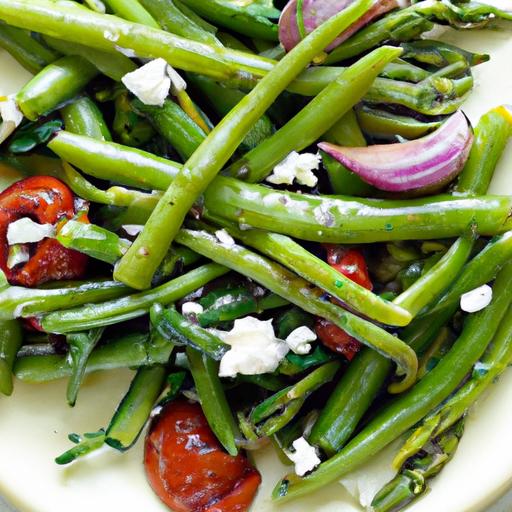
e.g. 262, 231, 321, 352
0, 1, 511, 511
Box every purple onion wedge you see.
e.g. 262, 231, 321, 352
279, 0, 407, 53
318, 111, 473, 194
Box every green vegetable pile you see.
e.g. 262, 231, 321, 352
0, 0, 511, 510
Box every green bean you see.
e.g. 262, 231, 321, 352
378, 59, 430, 83
418, 304, 512, 443
196, 285, 288, 328
151, 304, 228, 360
251, 362, 341, 437
309, 349, 392, 457
44, 36, 136, 81
48, 131, 181, 191
455, 105, 512, 195
0, 319, 22, 396
273, 262, 512, 502
356, 105, 442, 140
40, 263, 228, 333
309, 238, 509, 455
0, 278, 129, 321
47, 133, 512, 244
401, 39, 489, 68
66, 328, 105, 406
325, 8, 433, 64
211, 219, 411, 327
204, 176, 512, 243
16, 55, 98, 120
187, 74, 274, 153
321, 110, 374, 196
0, 0, 448, 107
103, 0, 159, 27
175, 229, 418, 392
113, 93, 155, 147
423, 231, 512, 317
61, 96, 112, 141
363, 74, 473, 116
0, 23, 57, 73
139, 0, 221, 46
177, 0, 279, 41
57, 220, 199, 271
371, 421, 464, 512
15, 332, 173, 383
187, 347, 239, 455
105, 365, 167, 450
393, 233, 474, 318
224, 46, 402, 182
114, 0, 374, 290
134, 99, 206, 161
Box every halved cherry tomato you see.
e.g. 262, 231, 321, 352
144, 400, 261, 512
324, 245, 373, 290
315, 318, 361, 361
316, 246, 373, 360
0, 176, 88, 287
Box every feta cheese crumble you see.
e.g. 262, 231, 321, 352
0, 95, 23, 144
287, 437, 321, 476
7, 218, 55, 245
285, 326, 316, 355
122, 224, 144, 236
460, 284, 493, 313
181, 302, 204, 316
266, 152, 321, 187
218, 317, 289, 377
215, 229, 236, 247
121, 58, 187, 106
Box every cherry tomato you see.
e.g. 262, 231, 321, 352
315, 318, 361, 361
316, 246, 373, 360
0, 176, 88, 287
144, 400, 261, 512
324, 245, 373, 290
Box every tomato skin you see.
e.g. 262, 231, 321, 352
316, 247, 373, 360
324, 246, 373, 291
144, 400, 261, 512
0, 176, 88, 287
315, 318, 361, 361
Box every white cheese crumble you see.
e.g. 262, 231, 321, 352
218, 316, 289, 378
286, 437, 321, 476
181, 302, 204, 316
121, 58, 187, 106
7, 218, 55, 245
122, 224, 144, 236
460, 284, 493, 313
266, 152, 321, 188
285, 326, 316, 355
0, 96, 23, 144
215, 229, 236, 247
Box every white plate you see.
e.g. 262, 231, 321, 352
1, 24, 512, 512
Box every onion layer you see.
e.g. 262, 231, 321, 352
279, 0, 405, 53
318, 111, 473, 194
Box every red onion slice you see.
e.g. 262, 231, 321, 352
318, 111, 473, 194
279, 0, 407, 53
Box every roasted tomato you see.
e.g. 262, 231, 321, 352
324, 245, 373, 290
145, 400, 261, 512
0, 176, 88, 287
316, 246, 373, 360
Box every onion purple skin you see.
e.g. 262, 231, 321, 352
279, 0, 406, 53
318, 111, 474, 195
